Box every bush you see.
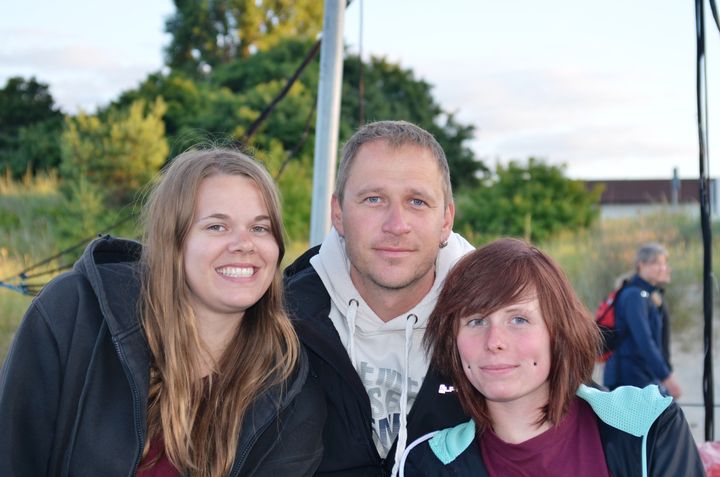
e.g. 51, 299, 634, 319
60, 98, 169, 207
456, 158, 602, 243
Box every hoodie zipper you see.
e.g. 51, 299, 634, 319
114, 334, 279, 477
227, 408, 278, 476
113, 337, 145, 476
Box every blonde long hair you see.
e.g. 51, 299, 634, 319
139, 148, 299, 476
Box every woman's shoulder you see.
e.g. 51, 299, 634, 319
580, 385, 705, 476
29, 268, 102, 332
35, 236, 141, 306
577, 383, 672, 436
405, 420, 475, 464
401, 421, 483, 476
27, 238, 143, 339
428, 420, 476, 464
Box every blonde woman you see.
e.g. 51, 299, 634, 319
0, 149, 325, 476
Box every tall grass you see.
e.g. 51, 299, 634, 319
0, 254, 33, 364
1, 172, 64, 363
0, 170, 61, 258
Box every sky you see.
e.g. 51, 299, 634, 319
1, 0, 718, 180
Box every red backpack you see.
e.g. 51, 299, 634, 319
594, 280, 629, 362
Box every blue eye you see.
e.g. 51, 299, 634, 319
207, 224, 226, 232
410, 198, 427, 207
251, 224, 271, 233
510, 316, 529, 325
466, 317, 486, 328
364, 196, 381, 204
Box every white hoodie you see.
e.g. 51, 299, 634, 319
310, 228, 474, 472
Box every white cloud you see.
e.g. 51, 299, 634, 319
0, 29, 162, 113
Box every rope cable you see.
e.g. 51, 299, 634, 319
242, 39, 322, 143
275, 101, 317, 180
710, 0, 720, 33
0, 212, 136, 296
242, 0, 355, 144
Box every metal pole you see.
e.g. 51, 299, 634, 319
695, 0, 715, 442
309, 0, 345, 246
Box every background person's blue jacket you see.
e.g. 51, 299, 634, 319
603, 274, 671, 390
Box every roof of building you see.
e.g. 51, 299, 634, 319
585, 179, 703, 205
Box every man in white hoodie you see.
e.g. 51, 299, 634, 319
284, 120, 474, 477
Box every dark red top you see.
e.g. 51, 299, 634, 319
480, 397, 611, 477
135, 436, 181, 477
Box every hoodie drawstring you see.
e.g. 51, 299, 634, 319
346, 299, 359, 368
391, 313, 418, 477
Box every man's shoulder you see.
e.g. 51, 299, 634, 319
283, 245, 330, 322
284, 244, 321, 282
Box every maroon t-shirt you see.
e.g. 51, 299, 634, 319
480, 397, 611, 477
135, 436, 181, 477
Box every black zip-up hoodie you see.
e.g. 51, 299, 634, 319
284, 245, 468, 476
0, 236, 325, 476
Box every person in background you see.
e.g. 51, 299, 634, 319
0, 148, 325, 476
603, 242, 681, 398
401, 238, 703, 477
284, 120, 474, 476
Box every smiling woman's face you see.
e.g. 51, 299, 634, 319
456, 293, 552, 409
183, 174, 279, 324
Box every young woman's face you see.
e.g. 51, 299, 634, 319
183, 174, 279, 324
456, 294, 552, 409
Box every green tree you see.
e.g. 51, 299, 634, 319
218, 45, 486, 238
0, 76, 64, 177
455, 158, 603, 243
165, 0, 322, 76
118, 39, 485, 241
61, 98, 169, 207
118, 40, 319, 240
116, 71, 249, 157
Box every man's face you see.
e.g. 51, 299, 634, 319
639, 253, 671, 286
331, 140, 454, 304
